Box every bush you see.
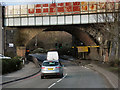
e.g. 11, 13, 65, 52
31, 48, 48, 54
109, 61, 115, 67
2, 57, 22, 74
109, 59, 120, 67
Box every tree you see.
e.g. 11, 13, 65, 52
93, 2, 120, 62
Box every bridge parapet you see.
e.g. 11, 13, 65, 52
4, 1, 119, 26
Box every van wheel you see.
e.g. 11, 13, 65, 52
41, 76, 44, 79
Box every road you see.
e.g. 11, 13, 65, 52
2, 54, 110, 88
29, 53, 47, 61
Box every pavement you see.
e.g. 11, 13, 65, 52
0, 59, 119, 88
86, 63, 118, 88
1, 61, 40, 85
70, 59, 119, 88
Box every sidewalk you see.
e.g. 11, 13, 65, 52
1, 62, 40, 85
73, 59, 118, 88
86, 63, 118, 88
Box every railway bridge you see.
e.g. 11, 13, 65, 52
4, 1, 120, 61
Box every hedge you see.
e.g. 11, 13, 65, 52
2, 57, 22, 74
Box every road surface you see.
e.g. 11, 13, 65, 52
2, 55, 110, 88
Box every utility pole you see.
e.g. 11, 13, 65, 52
0, 4, 4, 55
54, 0, 56, 3
35, 35, 38, 49
0, 5, 2, 54
52, 0, 56, 3
118, 1, 120, 60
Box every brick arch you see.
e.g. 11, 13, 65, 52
24, 27, 72, 50
26, 33, 45, 50
44, 25, 100, 60
19, 27, 47, 46
18, 25, 100, 60
44, 25, 96, 46
19, 25, 100, 47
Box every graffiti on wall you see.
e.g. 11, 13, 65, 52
5, 2, 119, 17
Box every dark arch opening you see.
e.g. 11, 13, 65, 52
26, 25, 100, 60
26, 30, 72, 51
44, 25, 97, 46
44, 25, 100, 60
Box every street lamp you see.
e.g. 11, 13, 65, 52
0, 5, 5, 55
35, 35, 37, 48
52, 0, 56, 3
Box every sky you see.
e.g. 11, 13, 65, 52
0, 0, 119, 5
0, 0, 88, 5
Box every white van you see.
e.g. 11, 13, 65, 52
47, 51, 59, 61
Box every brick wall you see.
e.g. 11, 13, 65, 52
17, 47, 26, 57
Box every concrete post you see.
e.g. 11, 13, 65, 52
0, 5, 3, 90
0, 6, 3, 54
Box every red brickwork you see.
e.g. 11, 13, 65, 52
17, 47, 26, 57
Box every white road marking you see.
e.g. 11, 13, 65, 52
83, 66, 90, 69
48, 73, 67, 88
63, 73, 67, 79
57, 79, 62, 83
48, 83, 56, 88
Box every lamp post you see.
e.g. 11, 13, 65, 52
0, 5, 2, 54
52, 0, 56, 3
0, 4, 5, 55
35, 35, 38, 49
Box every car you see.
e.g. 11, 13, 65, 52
41, 60, 63, 79
0, 54, 11, 59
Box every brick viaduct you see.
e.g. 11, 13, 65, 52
4, 24, 109, 61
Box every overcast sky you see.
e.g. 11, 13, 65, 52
0, 0, 119, 5
0, 0, 79, 5
0, 0, 88, 5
